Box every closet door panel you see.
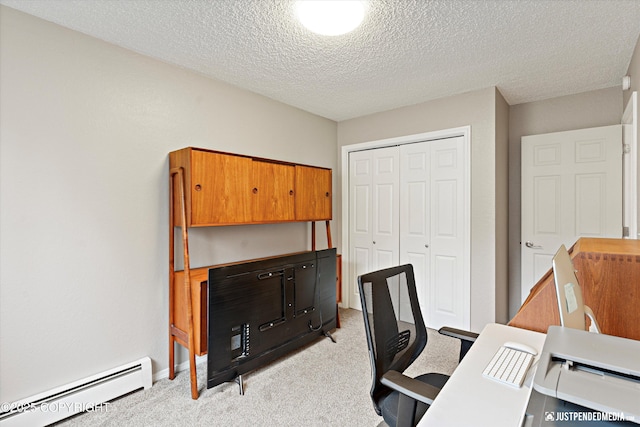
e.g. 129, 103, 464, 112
433, 255, 456, 314
400, 142, 431, 315
429, 136, 466, 329
372, 147, 400, 271
349, 150, 374, 310
349, 147, 400, 310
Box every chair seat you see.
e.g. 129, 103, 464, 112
380, 372, 450, 427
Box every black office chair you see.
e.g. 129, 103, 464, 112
358, 264, 478, 427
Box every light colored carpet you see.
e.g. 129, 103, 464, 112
56, 308, 459, 426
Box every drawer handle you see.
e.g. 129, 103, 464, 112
252, 187, 258, 194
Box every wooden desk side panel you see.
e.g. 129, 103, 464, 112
576, 252, 640, 340
508, 270, 559, 334
509, 239, 640, 341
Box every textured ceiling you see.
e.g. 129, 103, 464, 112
2, 0, 640, 121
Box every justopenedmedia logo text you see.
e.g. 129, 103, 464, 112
544, 411, 635, 423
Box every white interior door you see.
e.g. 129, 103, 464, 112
521, 125, 622, 303
400, 137, 468, 329
348, 147, 399, 311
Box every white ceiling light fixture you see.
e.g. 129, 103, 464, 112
295, 0, 366, 36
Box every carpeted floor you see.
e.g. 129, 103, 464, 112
55, 309, 460, 426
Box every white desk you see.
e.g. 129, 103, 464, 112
419, 323, 546, 427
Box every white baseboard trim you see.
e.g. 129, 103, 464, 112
152, 355, 207, 383
0, 357, 152, 427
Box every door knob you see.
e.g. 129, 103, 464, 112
525, 241, 542, 249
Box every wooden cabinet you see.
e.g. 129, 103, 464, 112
169, 147, 331, 226
295, 165, 332, 220
168, 146, 333, 399
191, 150, 253, 225
251, 160, 295, 222
171, 268, 208, 356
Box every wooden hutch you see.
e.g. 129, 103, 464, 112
169, 147, 334, 399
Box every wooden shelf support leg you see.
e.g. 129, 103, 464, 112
170, 167, 199, 400
169, 171, 176, 381
311, 221, 316, 251
324, 220, 340, 327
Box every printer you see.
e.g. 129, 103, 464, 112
523, 326, 640, 426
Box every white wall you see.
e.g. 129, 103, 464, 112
337, 87, 509, 331
0, 6, 337, 403
495, 90, 510, 325
624, 34, 640, 107
507, 87, 623, 317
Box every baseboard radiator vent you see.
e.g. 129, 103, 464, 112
0, 357, 152, 427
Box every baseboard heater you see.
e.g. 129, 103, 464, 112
0, 357, 152, 427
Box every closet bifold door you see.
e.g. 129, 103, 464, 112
399, 137, 467, 330
399, 142, 431, 325
348, 137, 468, 330
348, 147, 400, 311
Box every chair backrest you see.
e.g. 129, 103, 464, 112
358, 264, 428, 411
552, 244, 601, 333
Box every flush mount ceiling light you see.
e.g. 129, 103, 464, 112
295, 1, 366, 36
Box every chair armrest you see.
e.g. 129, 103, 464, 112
438, 326, 479, 361
380, 370, 440, 406
438, 326, 479, 343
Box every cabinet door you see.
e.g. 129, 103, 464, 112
190, 150, 252, 225
251, 160, 295, 222
295, 165, 332, 221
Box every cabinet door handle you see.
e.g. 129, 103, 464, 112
195, 184, 202, 191
325, 192, 330, 197
289, 190, 294, 196
252, 187, 258, 194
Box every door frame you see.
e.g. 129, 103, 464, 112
622, 91, 638, 239
340, 126, 471, 322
